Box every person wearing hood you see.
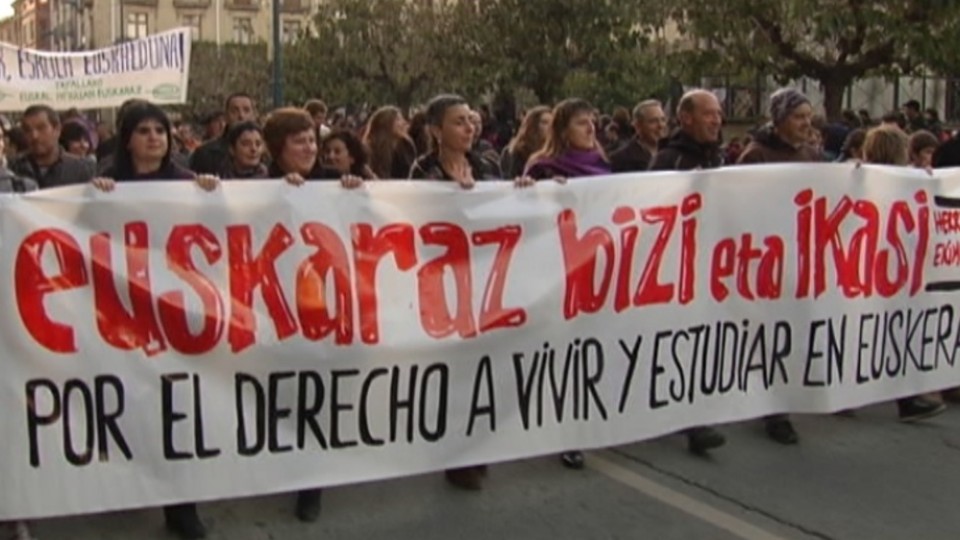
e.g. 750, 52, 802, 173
648, 90, 724, 171
738, 88, 821, 165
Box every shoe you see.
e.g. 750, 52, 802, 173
899, 397, 947, 423
765, 418, 799, 445
295, 489, 323, 523
560, 451, 585, 470
686, 426, 726, 455
445, 466, 485, 490
2, 521, 36, 540
164, 504, 207, 540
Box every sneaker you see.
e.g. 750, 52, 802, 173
2, 521, 36, 540
295, 489, 323, 523
163, 504, 207, 540
686, 426, 726, 455
898, 397, 947, 423
444, 466, 486, 490
560, 451, 585, 470
765, 418, 799, 445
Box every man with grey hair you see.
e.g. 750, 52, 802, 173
611, 99, 668, 172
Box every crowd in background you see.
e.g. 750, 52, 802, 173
1, 86, 959, 540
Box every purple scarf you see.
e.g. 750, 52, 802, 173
527, 148, 611, 178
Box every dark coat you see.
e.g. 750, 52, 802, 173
9, 149, 96, 189
737, 125, 822, 164
610, 137, 655, 173
648, 130, 723, 171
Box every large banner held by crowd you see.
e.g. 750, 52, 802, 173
2, 164, 960, 519
0, 28, 190, 111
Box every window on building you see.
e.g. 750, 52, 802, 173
181, 14, 202, 41
281, 20, 302, 43
125, 12, 149, 40
232, 17, 253, 44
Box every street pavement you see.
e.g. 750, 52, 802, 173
31, 402, 960, 540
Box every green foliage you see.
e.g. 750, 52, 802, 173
176, 42, 271, 120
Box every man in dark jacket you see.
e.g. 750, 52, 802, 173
736, 87, 822, 446
738, 88, 822, 164
645, 89, 727, 456
649, 90, 724, 171
611, 99, 668, 172
934, 132, 960, 168
190, 92, 258, 174
10, 105, 95, 189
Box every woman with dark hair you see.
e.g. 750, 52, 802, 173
91, 102, 217, 540
500, 105, 552, 178
59, 121, 93, 160
526, 98, 610, 472
219, 121, 268, 179
362, 106, 416, 179
324, 129, 375, 178
838, 128, 867, 162
408, 111, 431, 157
409, 94, 542, 490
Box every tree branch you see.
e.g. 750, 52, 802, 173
749, 12, 825, 77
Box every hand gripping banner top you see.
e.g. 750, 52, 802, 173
2, 163, 960, 519
0, 28, 191, 111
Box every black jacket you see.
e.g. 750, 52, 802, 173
648, 130, 723, 171
189, 137, 229, 175
409, 151, 498, 181
610, 137, 655, 173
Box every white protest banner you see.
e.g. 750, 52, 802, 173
2, 164, 960, 520
0, 28, 190, 111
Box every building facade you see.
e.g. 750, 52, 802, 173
0, 0, 317, 50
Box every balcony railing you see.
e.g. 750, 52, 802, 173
225, 0, 260, 11
280, 0, 310, 13
173, 0, 212, 8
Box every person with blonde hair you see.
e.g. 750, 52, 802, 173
862, 125, 909, 165
500, 105, 552, 178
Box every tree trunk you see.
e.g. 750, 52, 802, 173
821, 76, 851, 122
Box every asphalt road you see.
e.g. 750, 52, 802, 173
29, 402, 960, 540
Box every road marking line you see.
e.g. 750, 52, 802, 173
590, 452, 790, 540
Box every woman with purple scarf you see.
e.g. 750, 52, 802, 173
525, 99, 609, 471
525, 98, 611, 181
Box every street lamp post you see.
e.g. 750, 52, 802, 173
272, 0, 283, 108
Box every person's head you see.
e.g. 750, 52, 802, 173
424, 94, 474, 154
631, 99, 668, 145
539, 98, 598, 157
863, 125, 909, 166
881, 111, 906, 131
225, 121, 264, 170
263, 107, 317, 175
509, 105, 552, 155
858, 109, 871, 122
362, 106, 409, 178
323, 130, 368, 176
4, 125, 26, 159
204, 112, 226, 140
901, 99, 921, 119
604, 123, 620, 144
768, 88, 813, 146
59, 121, 92, 158
304, 99, 329, 127
676, 90, 722, 144
924, 108, 941, 124
908, 130, 939, 169
468, 110, 484, 144
21, 105, 62, 159
117, 103, 173, 174
840, 128, 867, 161
841, 109, 860, 127
96, 120, 113, 141
225, 92, 256, 126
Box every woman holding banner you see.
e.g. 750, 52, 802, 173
409, 93, 544, 490
260, 107, 364, 524
217, 121, 269, 179
524, 98, 609, 471
89, 101, 219, 540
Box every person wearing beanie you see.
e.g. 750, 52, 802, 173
737, 88, 821, 447
738, 88, 822, 164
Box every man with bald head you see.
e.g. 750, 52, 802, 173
645, 89, 727, 457
649, 90, 724, 171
